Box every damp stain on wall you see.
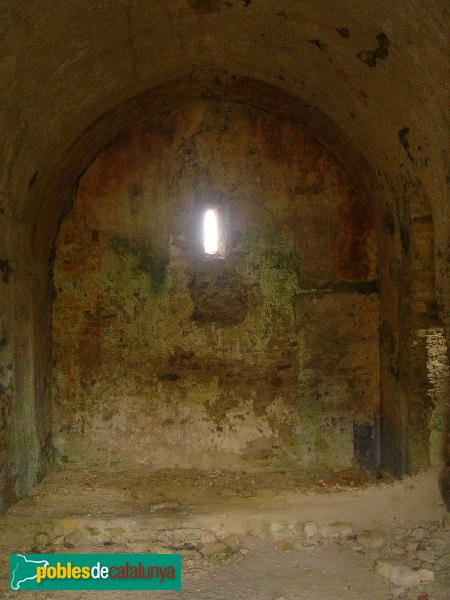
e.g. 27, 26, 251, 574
52, 99, 379, 471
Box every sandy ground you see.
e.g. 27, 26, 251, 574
0, 466, 448, 599
3, 541, 392, 600
3, 538, 449, 600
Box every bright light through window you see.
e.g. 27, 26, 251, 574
203, 208, 219, 254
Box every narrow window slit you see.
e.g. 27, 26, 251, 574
203, 208, 219, 255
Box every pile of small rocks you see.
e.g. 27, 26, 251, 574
33, 524, 244, 569
266, 516, 448, 598
31, 513, 449, 593
371, 521, 449, 597
148, 528, 243, 567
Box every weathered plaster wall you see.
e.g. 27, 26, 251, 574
0, 1, 447, 510
0, 231, 52, 513
52, 100, 379, 471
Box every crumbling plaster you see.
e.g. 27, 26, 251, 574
51, 99, 380, 471
0, 0, 448, 510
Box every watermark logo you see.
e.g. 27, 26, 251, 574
10, 554, 181, 591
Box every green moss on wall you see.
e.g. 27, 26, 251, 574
109, 236, 169, 293
241, 222, 300, 278
241, 221, 300, 325
51, 99, 378, 473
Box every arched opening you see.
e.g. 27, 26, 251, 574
0, 66, 447, 596
0, 73, 446, 516
0, 0, 448, 592
48, 88, 383, 479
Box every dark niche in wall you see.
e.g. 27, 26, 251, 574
188, 262, 250, 325
353, 421, 381, 469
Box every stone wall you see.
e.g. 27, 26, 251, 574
52, 99, 379, 471
0, 0, 448, 512
0, 227, 52, 513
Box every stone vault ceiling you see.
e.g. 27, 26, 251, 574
0, 0, 448, 306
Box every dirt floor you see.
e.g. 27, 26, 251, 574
1, 541, 405, 600
0, 466, 448, 599
1, 466, 392, 520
